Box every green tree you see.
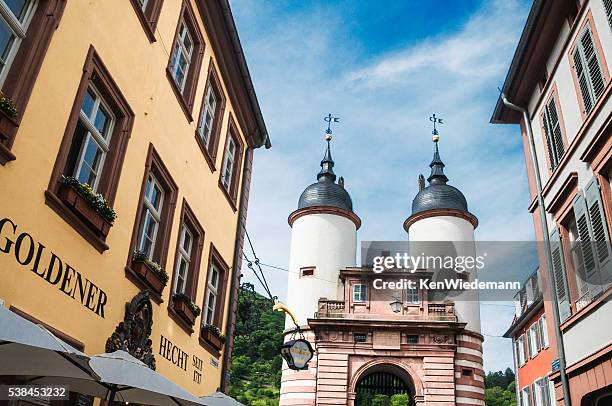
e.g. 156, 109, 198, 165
371, 394, 391, 406
390, 393, 409, 406
229, 284, 284, 405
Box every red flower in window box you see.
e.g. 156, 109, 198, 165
131, 252, 168, 295
201, 324, 226, 350
58, 181, 113, 237
173, 293, 201, 326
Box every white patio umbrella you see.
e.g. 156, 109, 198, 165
0, 305, 96, 380
86, 350, 204, 406
200, 391, 245, 406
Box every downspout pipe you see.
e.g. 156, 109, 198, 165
500, 93, 571, 406
220, 133, 270, 393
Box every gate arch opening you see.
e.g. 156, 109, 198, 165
355, 363, 415, 406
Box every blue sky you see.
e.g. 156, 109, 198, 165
231, 0, 532, 373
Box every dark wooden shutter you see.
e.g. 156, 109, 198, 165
573, 41, 594, 114
584, 178, 612, 288
542, 98, 564, 169
581, 26, 606, 100
606, 0, 612, 27
550, 228, 571, 321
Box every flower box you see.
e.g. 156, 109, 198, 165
132, 260, 166, 295
58, 184, 112, 237
173, 296, 199, 325
0, 108, 18, 142
202, 329, 224, 350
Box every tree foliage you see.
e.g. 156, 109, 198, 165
229, 284, 284, 405
485, 368, 517, 406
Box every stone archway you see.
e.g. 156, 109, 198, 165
348, 359, 424, 406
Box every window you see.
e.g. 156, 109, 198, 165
46, 46, 134, 252
354, 333, 367, 343
125, 144, 178, 302
218, 116, 244, 208
516, 334, 526, 366
173, 225, 192, 294
195, 61, 226, 170
538, 315, 549, 348
541, 94, 565, 171
170, 22, 193, 92
137, 174, 164, 259
571, 22, 607, 115
67, 86, 114, 191
535, 377, 554, 406
353, 283, 367, 302
203, 263, 219, 325
462, 368, 473, 377
166, 0, 204, 121
567, 217, 591, 309
0, 0, 65, 164
0, 0, 36, 86
169, 200, 205, 313
201, 245, 229, 330
221, 136, 236, 190
129, 0, 163, 42
406, 335, 419, 344
405, 284, 420, 304
521, 386, 532, 406
300, 267, 315, 278
528, 322, 541, 358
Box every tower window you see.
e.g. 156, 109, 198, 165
353, 283, 367, 302
462, 368, 473, 377
300, 267, 315, 278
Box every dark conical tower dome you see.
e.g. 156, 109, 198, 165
297, 140, 354, 212
411, 138, 469, 215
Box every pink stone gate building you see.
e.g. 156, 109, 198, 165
280, 135, 485, 406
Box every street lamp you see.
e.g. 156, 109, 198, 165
389, 297, 402, 313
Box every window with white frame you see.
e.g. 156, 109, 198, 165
536, 376, 554, 406
221, 135, 236, 191
539, 315, 549, 348
517, 334, 526, 366
137, 0, 148, 11
572, 24, 606, 115
70, 85, 115, 191
137, 174, 164, 259
353, 283, 367, 302
203, 264, 220, 326
521, 386, 531, 406
198, 85, 217, 148
0, 0, 37, 86
169, 21, 193, 92
173, 224, 193, 295
528, 322, 541, 358
406, 284, 420, 304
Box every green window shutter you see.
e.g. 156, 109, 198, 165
573, 189, 604, 298
550, 228, 571, 321
584, 177, 612, 289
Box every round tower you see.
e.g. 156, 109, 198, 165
403, 134, 481, 334
285, 138, 361, 328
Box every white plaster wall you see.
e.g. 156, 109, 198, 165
285, 213, 356, 327
408, 216, 481, 333
525, 1, 612, 233
562, 299, 612, 366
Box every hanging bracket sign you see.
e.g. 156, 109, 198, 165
280, 338, 314, 370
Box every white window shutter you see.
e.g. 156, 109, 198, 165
550, 228, 571, 321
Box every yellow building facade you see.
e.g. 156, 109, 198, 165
0, 0, 268, 399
